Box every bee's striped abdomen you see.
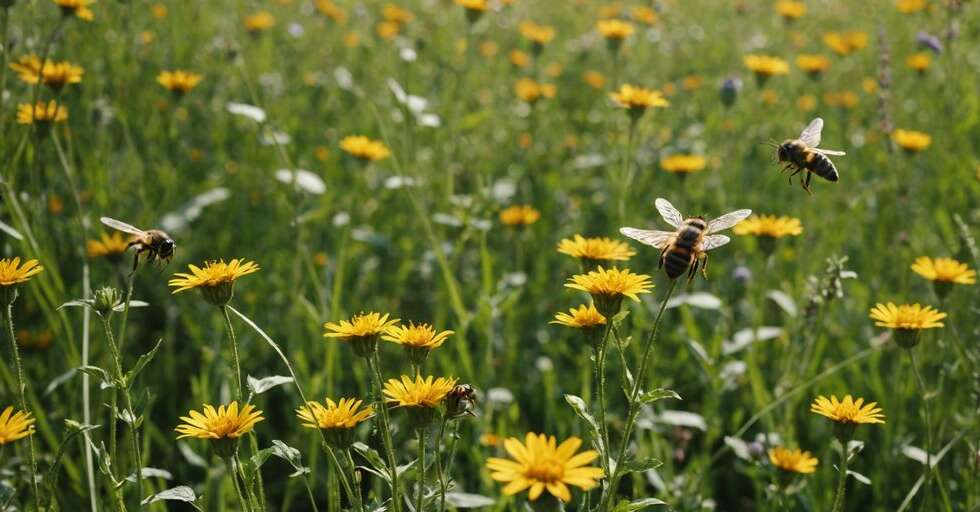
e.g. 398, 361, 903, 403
664, 222, 703, 279
804, 151, 839, 182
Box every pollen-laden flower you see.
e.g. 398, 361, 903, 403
383, 374, 458, 429
610, 84, 668, 120
796, 54, 830, 77
16, 101, 68, 126
519, 21, 555, 51
565, 266, 653, 318
383, 322, 454, 364
514, 78, 556, 104
896, 0, 928, 14
911, 257, 976, 288
297, 397, 373, 448
339, 135, 391, 162
661, 154, 706, 175
892, 129, 931, 153
499, 205, 541, 226
9, 55, 84, 91
0, 406, 35, 445
905, 52, 931, 73
0, 258, 43, 306
315, 0, 347, 22
582, 70, 606, 90
54, 0, 95, 21
243, 11, 275, 33
775, 0, 806, 20
744, 54, 790, 85
324, 312, 400, 357
551, 304, 606, 348
869, 302, 946, 348
157, 70, 203, 96
596, 19, 634, 51
768, 447, 818, 474
175, 402, 264, 457
168, 259, 260, 306
822, 31, 868, 56
810, 395, 884, 440
86, 232, 130, 259
733, 214, 803, 241
557, 235, 635, 266
487, 433, 604, 503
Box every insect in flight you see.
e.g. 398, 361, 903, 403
775, 117, 846, 194
100, 217, 176, 271
620, 198, 751, 283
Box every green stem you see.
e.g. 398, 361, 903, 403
416, 427, 427, 512
227, 456, 253, 512
367, 353, 401, 512
436, 417, 450, 512
593, 324, 614, 478
323, 444, 358, 512
831, 441, 851, 512
3, 307, 42, 512
221, 306, 244, 401
908, 350, 933, 511
101, 316, 144, 506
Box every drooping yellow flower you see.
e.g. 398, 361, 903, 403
565, 266, 653, 309
514, 78, 556, 104
499, 205, 541, 226
487, 433, 604, 503
157, 70, 203, 95
796, 54, 831, 76
243, 11, 275, 32
10, 55, 84, 90
519, 21, 555, 46
383, 322, 454, 350
732, 215, 803, 238
869, 303, 946, 330
892, 129, 931, 152
383, 375, 458, 408
16, 101, 68, 125
175, 402, 264, 440
54, 0, 96, 21
905, 52, 931, 72
768, 447, 818, 474
297, 398, 374, 430
0, 258, 44, 287
660, 154, 706, 174
610, 84, 668, 115
0, 406, 35, 445
744, 54, 790, 78
551, 304, 606, 329
324, 313, 400, 357
775, 0, 806, 20
339, 135, 391, 161
86, 232, 131, 258
596, 19, 634, 40
557, 235, 635, 262
896, 0, 928, 14
810, 395, 885, 425
910, 257, 976, 285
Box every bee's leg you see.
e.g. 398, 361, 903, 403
658, 249, 666, 269
130, 248, 144, 273
687, 260, 698, 284
804, 171, 814, 193
701, 253, 709, 279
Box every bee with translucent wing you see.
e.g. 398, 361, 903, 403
775, 117, 847, 194
620, 198, 751, 282
100, 217, 176, 271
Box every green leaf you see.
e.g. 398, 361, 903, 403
563, 394, 605, 456
639, 388, 681, 404
124, 338, 163, 388
611, 309, 630, 324
352, 442, 391, 484
247, 375, 294, 395
612, 498, 668, 511
141, 486, 197, 506
622, 457, 662, 475
445, 492, 495, 508
77, 365, 114, 389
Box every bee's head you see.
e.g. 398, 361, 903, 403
160, 239, 176, 258
776, 140, 793, 162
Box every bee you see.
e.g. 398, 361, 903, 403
100, 217, 176, 271
776, 117, 846, 194
620, 198, 751, 282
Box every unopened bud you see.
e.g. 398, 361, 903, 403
93, 286, 123, 316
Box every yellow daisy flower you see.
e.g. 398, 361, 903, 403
499, 205, 541, 226
10, 55, 84, 90
732, 215, 803, 238
596, 19, 634, 40
911, 257, 976, 285
869, 303, 946, 346
455, 0, 488, 11
175, 402, 263, 455
0, 406, 35, 445
660, 154, 706, 174
905, 52, 931, 72
896, 0, 928, 14
486, 433, 604, 503
0, 258, 44, 287
822, 31, 867, 56
519, 21, 555, 46
157, 70, 203, 95
383, 322, 454, 350
810, 394, 885, 425
297, 397, 373, 447
509, 49, 530, 68
382, 4, 413, 24
796, 54, 831, 76
383, 374, 457, 408
557, 235, 635, 263
775, 0, 806, 20
244, 11, 275, 32
631, 6, 658, 25
768, 447, 818, 474
551, 303, 606, 329
565, 266, 652, 316
168, 259, 260, 306
744, 54, 790, 81
823, 91, 858, 109
582, 70, 606, 90
324, 312, 400, 357
610, 84, 668, 118
54, 0, 96, 21
16, 101, 68, 125
339, 135, 391, 161
514, 78, 556, 104
892, 129, 931, 152
86, 232, 131, 259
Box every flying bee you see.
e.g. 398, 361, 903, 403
620, 198, 751, 283
100, 217, 176, 271
775, 117, 846, 194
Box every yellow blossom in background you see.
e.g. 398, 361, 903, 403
455, 0, 488, 12
244, 11, 275, 32
376, 21, 401, 39
896, 0, 928, 13
339, 135, 391, 161
324, 312, 400, 341
869, 303, 946, 330
315, 0, 348, 22
382, 4, 413, 24
514, 78, 556, 103
383, 322, 454, 350
661, 154, 706, 174
597, 3, 622, 19
597, 18, 634, 40
151, 3, 167, 18
823, 31, 867, 56
892, 129, 931, 152
823, 90, 858, 109
862, 77, 878, 94
565, 266, 653, 303
519, 21, 555, 45
86, 232, 130, 258
733, 215, 803, 238
175, 402, 264, 440
16, 101, 68, 125
551, 304, 606, 329
480, 432, 503, 447
297, 398, 374, 429
509, 49, 531, 68
545, 63, 563, 78
631, 6, 657, 25
810, 395, 885, 425
157, 70, 203, 95
343, 32, 361, 47
769, 447, 818, 474
10, 55, 84, 90
682, 75, 704, 91
910, 257, 976, 285
54, 0, 95, 21
797, 94, 817, 111
906, 52, 931, 72
775, 0, 806, 20
0, 407, 35, 445
796, 54, 830, 76
744, 54, 790, 78
557, 235, 635, 262
610, 84, 668, 116
500, 205, 541, 226
480, 41, 499, 58
383, 375, 458, 408
487, 433, 604, 503
583, 70, 606, 89
760, 89, 779, 106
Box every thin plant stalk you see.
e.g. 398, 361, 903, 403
435, 417, 451, 512
3, 306, 42, 512
221, 305, 244, 401
831, 441, 851, 512
908, 349, 933, 511
367, 353, 402, 511
99, 315, 144, 505
592, 323, 614, 478
416, 427, 427, 512
227, 455, 254, 512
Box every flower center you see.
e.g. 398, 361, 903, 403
526, 458, 564, 482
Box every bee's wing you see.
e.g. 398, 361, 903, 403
619, 228, 676, 249
706, 209, 752, 233
654, 198, 684, 228
100, 217, 146, 236
799, 117, 824, 147
813, 148, 846, 156
700, 234, 731, 252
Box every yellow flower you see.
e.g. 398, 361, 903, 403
86, 232, 131, 258
383, 375, 458, 408
0, 406, 35, 445
297, 397, 374, 429
339, 135, 391, 161
157, 70, 203, 95
810, 395, 885, 425
244, 11, 275, 32
169, 259, 259, 305
455, 0, 488, 11
862, 77, 878, 94
499, 205, 541, 226
732, 215, 803, 238
660, 154, 706, 174
175, 402, 264, 440
0, 258, 44, 287
480, 432, 503, 447
796, 54, 830, 75
16, 101, 68, 125
10, 55, 84, 90
768, 447, 818, 474
557, 235, 635, 262
519, 21, 555, 45
896, 0, 928, 13
869, 302, 946, 330
910, 257, 976, 285
382, 4, 413, 24
565, 266, 653, 309
315, 0, 348, 22
324, 312, 400, 357
487, 433, 604, 503
583, 70, 606, 90
797, 94, 817, 111
906, 52, 931, 72
514, 78, 555, 104
822, 31, 867, 56
596, 19, 634, 40
682, 75, 703, 91
631, 6, 657, 25
509, 49, 531, 68
54, 0, 96, 21
892, 129, 931, 152
383, 322, 454, 349
151, 3, 168, 18
743, 54, 790, 77
551, 304, 606, 329
775, 0, 806, 20
376, 21, 401, 39
610, 84, 668, 115
823, 91, 858, 109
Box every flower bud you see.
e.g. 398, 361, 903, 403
93, 286, 123, 317
720, 77, 741, 107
